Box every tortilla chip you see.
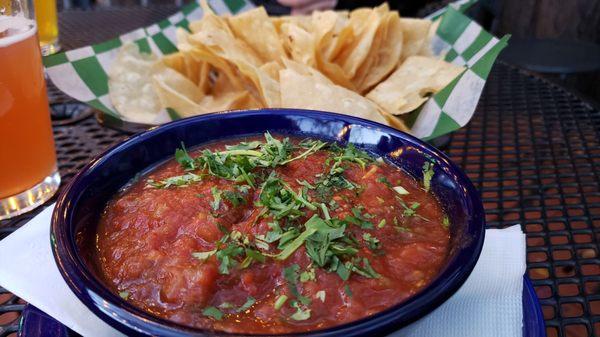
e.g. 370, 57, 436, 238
399, 18, 431, 61
312, 10, 355, 89
153, 67, 255, 116
108, 44, 164, 124
227, 7, 286, 63
279, 66, 392, 127
280, 22, 316, 67
260, 61, 283, 81
367, 55, 464, 115
354, 11, 403, 93
333, 7, 383, 78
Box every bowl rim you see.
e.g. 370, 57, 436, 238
51, 108, 485, 337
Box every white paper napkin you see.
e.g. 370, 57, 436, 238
392, 225, 526, 337
0, 204, 525, 337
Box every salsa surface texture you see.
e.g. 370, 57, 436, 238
94, 134, 450, 333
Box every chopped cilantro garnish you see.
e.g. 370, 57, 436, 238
290, 300, 311, 321
362, 233, 381, 250
274, 294, 288, 310
222, 189, 246, 207
336, 262, 350, 280
350, 257, 381, 278
376, 176, 392, 187
442, 216, 450, 229
344, 284, 353, 297
296, 179, 316, 189
210, 186, 222, 212
202, 306, 224, 320
191, 249, 217, 260
277, 228, 300, 249
256, 221, 284, 245
319, 203, 331, 220
257, 173, 316, 221
397, 199, 430, 221
344, 207, 374, 229
240, 248, 265, 268
300, 267, 316, 282
119, 291, 129, 300
281, 139, 327, 165
276, 219, 319, 260
146, 173, 202, 189
175, 144, 196, 170
329, 143, 373, 171
215, 243, 244, 274
377, 219, 386, 228
283, 264, 311, 305
328, 199, 340, 210
236, 296, 256, 313
423, 162, 435, 192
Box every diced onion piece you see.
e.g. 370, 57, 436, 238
315, 290, 326, 302
393, 186, 409, 195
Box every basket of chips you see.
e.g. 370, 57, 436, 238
43, 0, 508, 140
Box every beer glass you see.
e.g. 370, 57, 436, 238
0, 0, 60, 220
33, 0, 59, 55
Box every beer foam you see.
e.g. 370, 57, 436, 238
0, 14, 36, 48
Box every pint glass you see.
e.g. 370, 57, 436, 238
33, 0, 59, 55
0, 0, 60, 220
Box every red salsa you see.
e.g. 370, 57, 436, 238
94, 134, 450, 333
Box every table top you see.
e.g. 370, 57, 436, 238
1, 5, 600, 337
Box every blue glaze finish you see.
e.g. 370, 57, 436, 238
18, 277, 546, 337
523, 277, 547, 337
51, 109, 486, 337
18, 305, 69, 337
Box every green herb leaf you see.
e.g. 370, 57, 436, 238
256, 221, 283, 245
275, 216, 324, 260
376, 176, 392, 187
236, 296, 256, 313
362, 233, 381, 250
423, 162, 435, 192
300, 267, 316, 282
345, 207, 374, 229
175, 143, 196, 170
350, 257, 381, 279
344, 284, 353, 297
215, 244, 244, 274
290, 301, 311, 321
283, 264, 311, 305
146, 173, 202, 189
119, 291, 129, 300
274, 294, 288, 310
210, 186, 222, 212
281, 139, 327, 165
336, 262, 350, 281
442, 216, 450, 229
202, 306, 224, 320
240, 248, 265, 268
192, 249, 217, 261
223, 189, 246, 207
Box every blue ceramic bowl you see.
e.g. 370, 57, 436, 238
51, 109, 485, 337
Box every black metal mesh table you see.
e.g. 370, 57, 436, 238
1, 5, 600, 337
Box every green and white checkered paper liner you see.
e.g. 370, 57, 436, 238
43, 0, 508, 140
